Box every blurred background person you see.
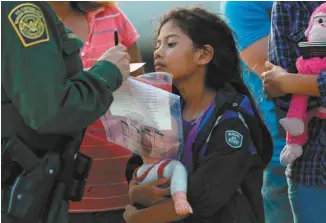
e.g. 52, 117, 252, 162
50, 1, 143, 222
267, 2, 326, 223
51, 1, 143, 75
222, 1, 293, 223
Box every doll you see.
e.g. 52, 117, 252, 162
279, 3, 326, 165
132, 146, 193, 216
131, 114, 193, 216
130, 72, 193, 216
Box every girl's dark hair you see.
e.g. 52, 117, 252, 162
70, 1, 114, 13
159, 7, 272, 165
158, 7, 244, 91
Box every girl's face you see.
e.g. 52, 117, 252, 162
154, 21, 202, 81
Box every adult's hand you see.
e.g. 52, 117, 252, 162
261, 61, 292, 98
99, 44, 131, 81
129, 177, 170, 207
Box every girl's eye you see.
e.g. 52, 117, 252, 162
318, 18, 324, 24
168, 42, 176, 47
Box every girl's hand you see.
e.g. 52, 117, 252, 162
129, 178, 170, 206
123, 204, 139, 223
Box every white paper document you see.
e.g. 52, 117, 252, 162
84, 63, 145, 73
109, 78, 172, 130
100, 72, 184, 160
130, 63, 146, 72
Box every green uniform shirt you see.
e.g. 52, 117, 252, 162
1, 1, 123, 135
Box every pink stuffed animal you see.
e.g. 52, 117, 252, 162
280, 3, 326, 165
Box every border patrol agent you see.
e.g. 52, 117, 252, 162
1, 2, 130, 223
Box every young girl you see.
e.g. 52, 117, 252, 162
49, 1, 143, 222
124, 7, 273, 223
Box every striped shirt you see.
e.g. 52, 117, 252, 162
81, 5, 139, 70
69, 5, 139, 212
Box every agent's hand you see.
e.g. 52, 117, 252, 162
261, 61, 292, 98
129, 177, 170, 207
99, 44, 131, 81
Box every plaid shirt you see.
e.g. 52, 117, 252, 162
319, 72, 326, 106
269, 1, 326, 187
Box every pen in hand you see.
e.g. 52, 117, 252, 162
89, 28, 143, 78
114, 29, 119, 46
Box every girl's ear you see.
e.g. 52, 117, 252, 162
197, 44, 214, 66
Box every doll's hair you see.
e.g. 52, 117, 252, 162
305, 3, 326, 41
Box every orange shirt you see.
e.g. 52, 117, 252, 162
69, 5, 139, 213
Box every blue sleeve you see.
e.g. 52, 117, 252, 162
223, 1, 272, 50
318, 70, 326, 107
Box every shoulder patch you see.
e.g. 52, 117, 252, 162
8, 3, 50, 47
225, 130, 243, 149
